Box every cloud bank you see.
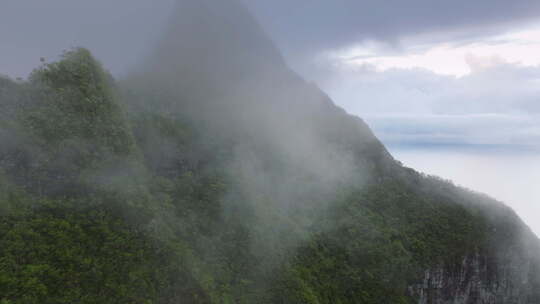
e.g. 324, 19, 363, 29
322, 61, 540, 151
244, 0, 540, 57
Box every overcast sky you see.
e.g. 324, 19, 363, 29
1, 0, 539, 236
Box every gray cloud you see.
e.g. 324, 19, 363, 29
0, 0, 175, 78
3, 0, 540, 78
244, 0, 540, 58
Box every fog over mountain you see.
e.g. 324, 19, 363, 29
0, 0, 539, 303
1, 1, 538, 237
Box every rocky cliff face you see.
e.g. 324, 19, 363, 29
409, 237, 540, 303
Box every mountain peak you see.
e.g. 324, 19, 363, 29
143, 0, 286, 82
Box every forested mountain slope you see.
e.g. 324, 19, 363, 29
0, 0, 539, 303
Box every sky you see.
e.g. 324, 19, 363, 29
0, 0, 539, 236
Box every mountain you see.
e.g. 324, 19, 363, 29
1, 0, 539, 303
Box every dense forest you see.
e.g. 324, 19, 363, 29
1, 1, 539, 303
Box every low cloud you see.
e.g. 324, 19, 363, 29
319, 61, 540, 151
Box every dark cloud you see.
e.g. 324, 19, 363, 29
243, 0, 540, 56
2, 0, 540, 77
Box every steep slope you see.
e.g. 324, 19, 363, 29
0, 0, 539, 303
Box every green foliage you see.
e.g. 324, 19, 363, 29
26, 48, 135, 155
1, 48, 145, 200
0, 198, 207, 304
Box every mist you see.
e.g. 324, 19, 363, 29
1, 0, 540, 302
121, 0, 386, 269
